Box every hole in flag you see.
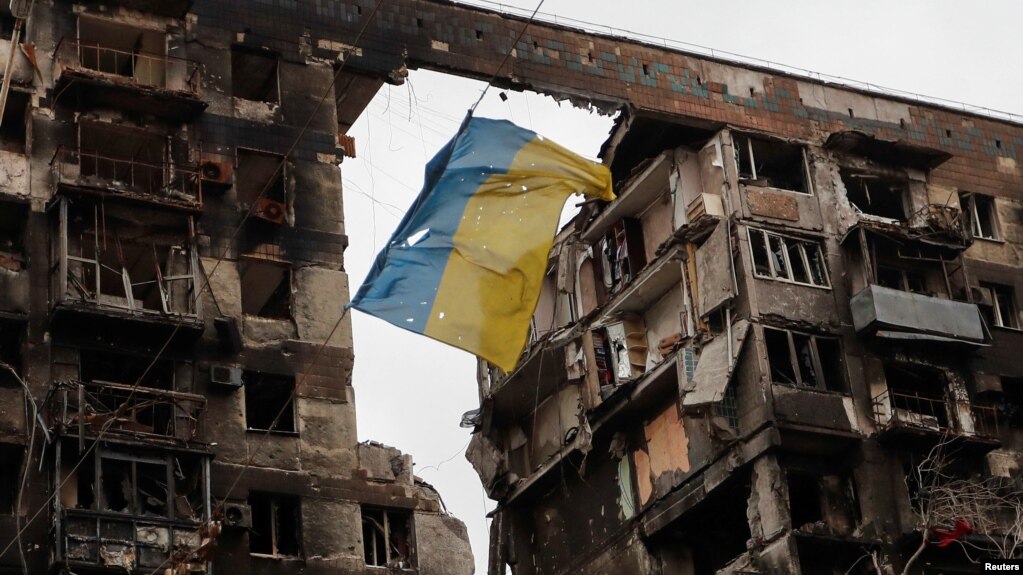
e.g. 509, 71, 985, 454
406, 228, 430, 246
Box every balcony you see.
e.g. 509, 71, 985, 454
51, 147, 202, 211
872, 389, 1000, 443
850, 285, 988, 346
77, 0, 194, 18
61, 510, 206, 573
53, 38, 205, 121
54, 379, 206, 445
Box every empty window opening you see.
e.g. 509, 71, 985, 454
788, 471, 823, 529
0, 200, 27, 271
978, 282, 1018, 329
749, 87, 756, 97
249, 492, 301, 557
877, 266, 928, 294
0, 320, 24, 387
236, 148, 287, 207
0, 90, 28, 153
362, 507, 413, 568
960, 192, 1000, 240
475, 29, 483, 40
840, 171, 908, 221
1000, 377, 1023, 430
642, 63, 650, 76
94, 452, 171, 516
748, 228, 829, 287
883, 363, 950, 429
239, 259, 291, 319
764, 327, 846, 392
244, 371, 296, 433
599, 217, 646, 294
945, 129, 953, 138
995, 139, 1002, 149
76, 17, 167, 86
0, 444, 22, 514
76, 122, 169, 195
734, 134, 810, 194
231, 47, 279, 104
80, 348, 174, 390
787, 470, 859, 536
847, 108, 854, 118
59, 200, 196, 315
415, 17, 423, 27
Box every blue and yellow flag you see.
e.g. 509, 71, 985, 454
350, 117, 613, 371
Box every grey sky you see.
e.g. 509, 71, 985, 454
341, 2, 1023, 572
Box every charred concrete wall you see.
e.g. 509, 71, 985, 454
0, 1, 472, 574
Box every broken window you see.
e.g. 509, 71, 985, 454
0, 320, 24, 387
978, 282, 1019, 329
734, 133, 811, 194
787, 469, 860, 536
361, 507, 414, 568
80, 348, 174, 390
0, 444, 22, 514
764, 327, 846, 392
0, 90, 28, 153
748, 228, 829, 287
239, 259, 292, 319
244, 371, 296, 433
1000, 377, 1023, 430
599, 218, 646, 293
877, 265, 927, 294
0, 200, 27, 272
882, 363, 950, 430
232, 48, 280, 104
960, 192, 1000, 240
57, 200, 197, 315
76, 17, 168, 87
249, 492, 301, 557
840, 171, 908, 220
95, 452, 171, 516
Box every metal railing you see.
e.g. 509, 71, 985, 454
55, 379, 206, 443
55, 38, 202, 95
51, 146, 202, 206
873, 389, 1001, 439
62, 509, 203, 571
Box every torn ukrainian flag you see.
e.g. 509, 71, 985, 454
349, 117, 614, 372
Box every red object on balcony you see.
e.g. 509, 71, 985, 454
930, 517, 973, 548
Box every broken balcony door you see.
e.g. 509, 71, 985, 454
57, 199, 198, 316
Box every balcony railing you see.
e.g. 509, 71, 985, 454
51, 147, 202, 207
872, 389, 1000, 439
55, 38, 202, 95
55, 379, 206, 443
62, 509, 203, 572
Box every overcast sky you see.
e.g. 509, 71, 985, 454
341, 2, 1023, 572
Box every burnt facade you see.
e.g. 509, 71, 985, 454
457, 18, 1023, 575
0, 0, 473, 574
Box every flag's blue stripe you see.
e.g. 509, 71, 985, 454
350, 118, 535, 333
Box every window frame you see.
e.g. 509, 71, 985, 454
962, 192, 1001, 241
734, 133, 814, 195
985, 282, 1019, 330
249, 492, 302, 558
361, 506, 415, 568
747, 228, 830, 288
763, 326, 846, 392
243, 371, 298, 435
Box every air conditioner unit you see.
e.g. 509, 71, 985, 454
209, 365, 243, 391
254, 198, 287, 224
199, 160, 233, 189
222, 501, 252, 530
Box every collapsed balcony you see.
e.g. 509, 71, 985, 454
51, 198, 203, 342
53, 23, 205, 121
872, 389, 999, 440
56, 442, 211, 573
54, 380, 205, 445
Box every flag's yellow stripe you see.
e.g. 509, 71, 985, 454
424, 137, 612, 371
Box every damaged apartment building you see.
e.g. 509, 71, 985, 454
462, 26, 1023, 575
0, 0, 475, 573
